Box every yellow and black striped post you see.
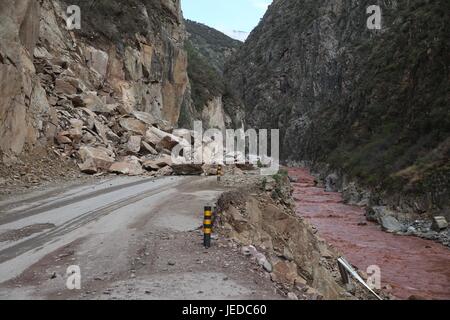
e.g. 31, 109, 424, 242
217, 164, 223, 182
203, 206, 213, 248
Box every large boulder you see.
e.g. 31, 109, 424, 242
431, 216, 448, 232
141, 141, 158, 155
380, 216, 404, 233
365, 206, 395, 223
171, 164, 204, 175
109, 157, 144, 176
155, 155, 173, 167
156, 165, 174, 177
148, 126, 189, 151
93, 120, 109, 144
342, 182, 371, 206
56, 132, 72, 145
119, 118, 147, 135
144, 129, 160, 146
202, 164, 219, 176
172, 129, 193, 140
142, 160, 160, 171
55, 76, 86, 95
78, 146, 115, 174
126, 135, 142, 154
158, 135, 179, 151
132, 111, 157, 126
55, 78, 77, 95
68, 119, 84, 141
255, 252, 272, 273
142, 155, 172, 171
79, 93, 117, 114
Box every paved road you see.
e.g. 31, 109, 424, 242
0, 176, 280, 300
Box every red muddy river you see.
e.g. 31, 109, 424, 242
289, 167, 450, 300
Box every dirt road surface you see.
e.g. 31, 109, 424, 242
0, 176, 281, 300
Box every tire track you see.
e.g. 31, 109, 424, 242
0, 178, 156, 225
0, 177, 194, 264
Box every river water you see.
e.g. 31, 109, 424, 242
289, 167, 450, 300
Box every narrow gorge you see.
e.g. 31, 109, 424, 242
225, 0, 450, 222
222, 0, 450, 300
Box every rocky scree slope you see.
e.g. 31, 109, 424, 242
0, 0, 206, 178
225, 0, 450, 218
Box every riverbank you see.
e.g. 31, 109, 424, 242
289, 167, 450, 300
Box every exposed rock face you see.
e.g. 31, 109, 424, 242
0, 0, 44, 156
0, 0, 249, 179
60, 0, 190, 125
0, 0, 189, 162
225, 0, 450, 214
216, 190, 347, 300
201, 96, 227, 131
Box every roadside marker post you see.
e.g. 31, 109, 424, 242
217, 165, 223, 182
203, 206, 213, 248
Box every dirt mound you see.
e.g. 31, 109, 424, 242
0, 146, 84, 196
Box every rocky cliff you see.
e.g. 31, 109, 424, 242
0, 0, 193, 178
0, 0, 42, 156
0, 0, 248, 175
225, 0, 450, 216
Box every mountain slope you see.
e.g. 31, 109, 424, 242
225, 0, 450, 216
178, 20, 244, 129
0, 0, 197, 186
0, 0, 188, 159
185, 20, 242, 74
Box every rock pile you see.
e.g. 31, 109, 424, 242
0, 1, 254, 183
0, 0, 195, 179
34, 51, 182, 176
19, 0, 203, 178
365, 206, 450, 247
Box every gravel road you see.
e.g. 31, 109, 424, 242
0, 176, 281, 300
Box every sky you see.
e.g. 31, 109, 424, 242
181, 0, 272, 41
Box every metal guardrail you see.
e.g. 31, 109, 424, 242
338, 257, 383, 300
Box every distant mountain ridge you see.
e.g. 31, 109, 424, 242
224, 30, 250, 42
178, 20, 244, 130
185, 20, 242, 73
